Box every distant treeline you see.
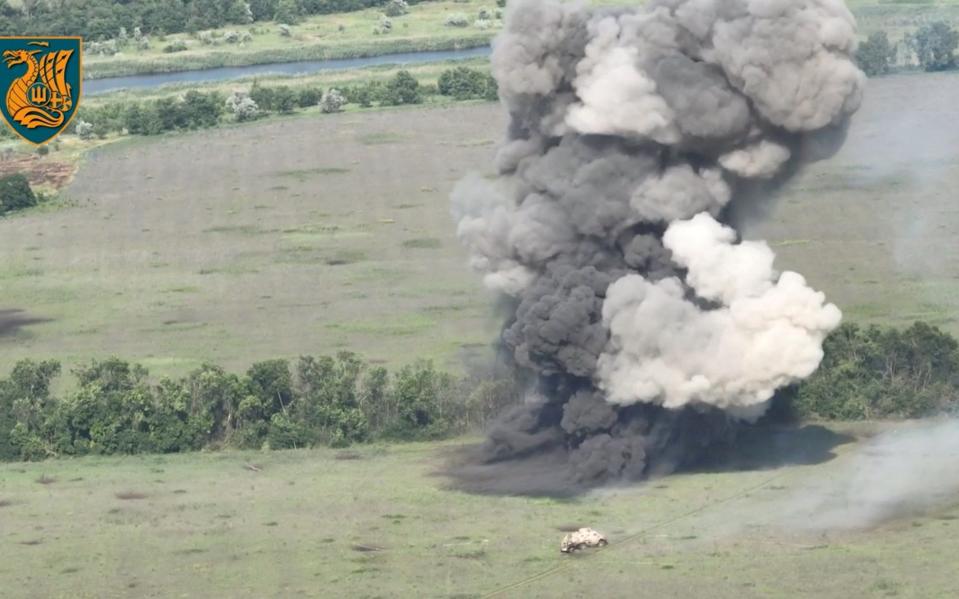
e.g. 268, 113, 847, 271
72, 66, 496, 138
0, 353, 520, 461
0, 0, 411, 40
858, 20, 959, 76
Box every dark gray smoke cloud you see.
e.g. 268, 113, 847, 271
449, 0, 864, 493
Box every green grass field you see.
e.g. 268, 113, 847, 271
0, 422, 956, 598
4, 69, 959, 381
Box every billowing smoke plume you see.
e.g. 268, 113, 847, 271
450, 0, 864, 492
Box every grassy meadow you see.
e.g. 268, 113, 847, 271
0, 103, 503, 380
0, 422, 957, 598
3, 69, 959, 381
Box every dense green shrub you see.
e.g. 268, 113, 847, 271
437, 66, 497, 100
789, 322, 959, 420
857, 31, 897, 76
292, 353, 368, 446
381, 70, 421, 105
249, 83, 277, 111
0, 360, 60, 460
385, 360, 457, 440
908, 21, 959, 72
0, 173, 37, 214
272, 86, 298, 113
296, 86, 322, 108
0, 353, 518, 461
120, 91, 224, 135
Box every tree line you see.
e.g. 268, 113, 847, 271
73, 66, 497, 138
2, 320, 958, 462
0, 0, 408, 40
858, 20, 959, 76
0, 353, 520, 461
785, 321, 959, 420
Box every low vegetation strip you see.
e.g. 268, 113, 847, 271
65, 66, 496, 140
1, 321, 957, 463
85, 34, 495, 79
0, 353, 521, 462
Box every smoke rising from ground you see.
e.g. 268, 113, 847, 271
781, 420, 959, 531
449, 0, 865, 492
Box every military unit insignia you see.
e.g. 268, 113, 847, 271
0, 37, 82, 145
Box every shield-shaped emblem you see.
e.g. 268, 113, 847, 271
0, 36, 81, 145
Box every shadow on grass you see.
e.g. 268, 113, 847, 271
0, 308, 51, 337
686, 424, 855, 474
439, 423, 854, 498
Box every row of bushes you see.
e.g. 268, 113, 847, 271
0, 353, 520, 461
858, 21, 959, 76
74, 66, 497, 138
786, 321, 959, 420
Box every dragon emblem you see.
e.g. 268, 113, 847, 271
2, 42, 74, 130
0, 37, 81, 144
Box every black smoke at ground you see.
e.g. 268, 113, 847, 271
0, 309, 50, 337
445, 0, 864, 494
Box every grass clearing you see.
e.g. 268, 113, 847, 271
0, 424, 956, 597
0, 104, 499, 380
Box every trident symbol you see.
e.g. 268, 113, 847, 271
29, 84, 48, 105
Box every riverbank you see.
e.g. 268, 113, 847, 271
87, 46, 491, 95
84, 0, 501, 80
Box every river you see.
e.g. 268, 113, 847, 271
85, 46, 492, 96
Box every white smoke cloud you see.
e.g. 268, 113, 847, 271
566, 40, 680, 143
719, 140, 792, 179
782, 420, 959, 531
450, 174, 537, 296
597, 213, 841, 414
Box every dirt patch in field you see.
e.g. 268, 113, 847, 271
115, 491, 148, 500
0, 154, 76, 188
334, 450, 364, 460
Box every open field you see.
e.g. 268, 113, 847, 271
82, 0, 959, 79
2, 69, 959, 380
0, 422, 957, 598
0, 103, 503, 379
